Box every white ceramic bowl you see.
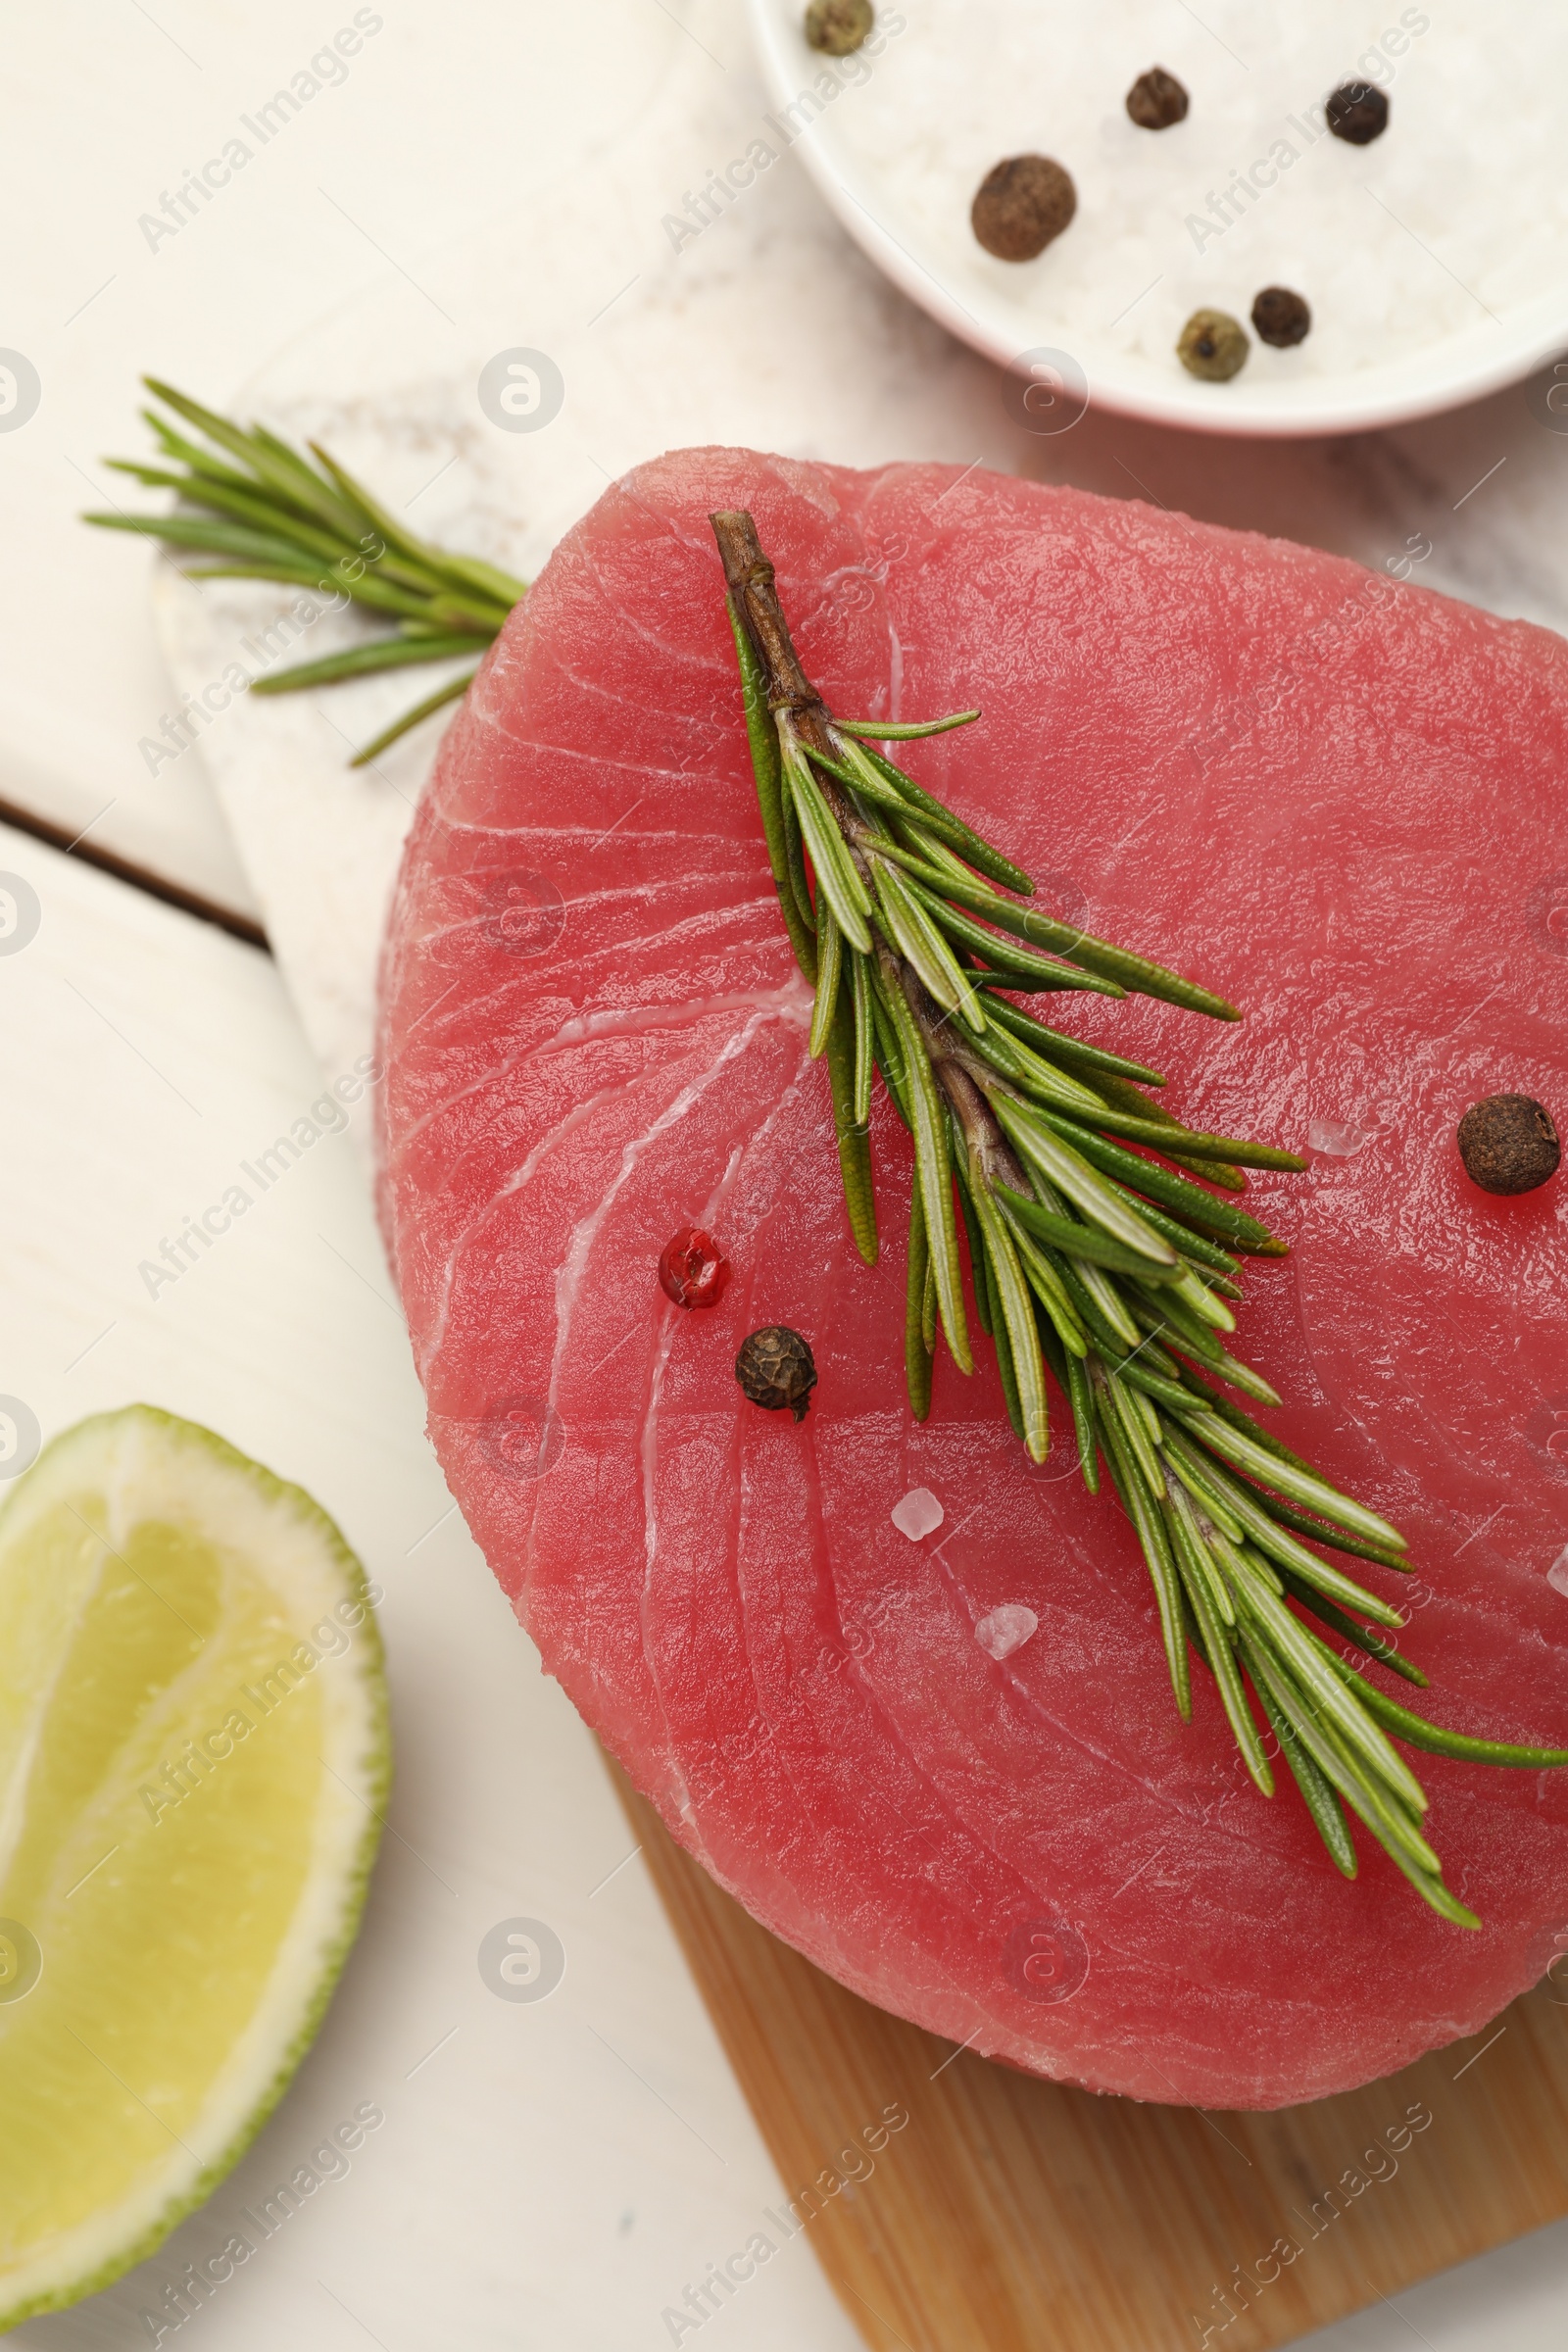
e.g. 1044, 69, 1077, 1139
744, 0, 1568, 438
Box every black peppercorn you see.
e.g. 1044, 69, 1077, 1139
1457, 1095, 1561, 1196
971, 155, 1077, 263
805, 0, 873, 56
1177, 308, 1250, 382
1327, 81, 1390, 144
1251, 286, 1312, 348
1126, 68, 1189, 129
735, 1326, 818, 1421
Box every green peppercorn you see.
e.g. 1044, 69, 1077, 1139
971, 155, 1077, 262
1327, 81, 1390, 144
1251, 286, 1312, 348
1456, 1094, 1561, 1196
1177, 308, 1250, 382
1126, 68, 1189, 129
805, 0, 873, 56
735, 1326, 818, 1421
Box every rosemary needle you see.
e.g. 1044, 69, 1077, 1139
710, 503, 1565, 1928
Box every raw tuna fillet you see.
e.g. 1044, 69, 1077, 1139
377, 448, 1568, 2108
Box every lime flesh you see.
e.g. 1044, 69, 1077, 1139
0, 1406, 388, 2328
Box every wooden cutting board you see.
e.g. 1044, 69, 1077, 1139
614, 1768, 1568, 2352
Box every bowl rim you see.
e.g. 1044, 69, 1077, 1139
743, 0, 1568, 441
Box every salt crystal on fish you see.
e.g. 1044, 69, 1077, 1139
976, 1604, 1039, 1661
1309, 1117, 1370, 1157
892, 1487, 944, 1541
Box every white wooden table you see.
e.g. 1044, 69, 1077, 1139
5, 7, 1567, 2347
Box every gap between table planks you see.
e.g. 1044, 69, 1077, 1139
611, 1766, 1568, 2352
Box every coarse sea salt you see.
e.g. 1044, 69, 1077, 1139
976, 1604, 1039, 1660
1548, 1547, 1568, 1600
892, 1486, 945, 1540
1309, 1116, 1372, 1157
819, 1, 1568, 382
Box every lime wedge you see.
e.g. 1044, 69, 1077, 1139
0, 1405, 389, 2327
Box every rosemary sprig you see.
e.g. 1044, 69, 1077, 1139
711, 507, 1567, 1927
83, 381, 526, 765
